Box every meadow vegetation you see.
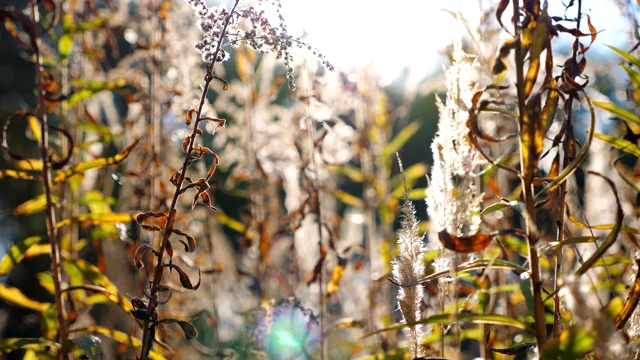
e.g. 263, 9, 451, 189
1, 0, 640, 359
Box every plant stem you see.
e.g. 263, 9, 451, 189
513, 0, 546, 349
29, 1, 69, 358
138, 2, 239, 357
139, 73, 212, 359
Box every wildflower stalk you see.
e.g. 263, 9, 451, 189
138, 3, 239, 358
139, 73, 212, 359
512, 0, 546, 348
29, 1, 69, 358
392, 154, 425, 358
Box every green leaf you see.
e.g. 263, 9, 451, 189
539, 236, 599, 253
41, 304, 58, 340
362, 312, 530, 338
541, 328, 595, 360
575, 173, 624, 276
595, 133, 640, 157
520, 278, 535, 316
589, 255, 633, 268
72, 284, 133, 312
382, 121, 420, 158
0, 236, 42, 275
0, 338, 60, 355
68, 89, 94, 106
407, 187, 427, 201
64, 259, 118, 293
75, 18, 106, 32
481, 202, 510, 215
593, 100, 640, 126
25, 349, 57, 360
326, 165, 366, 182
70, 335, 102, 360
622, 64, 640, 90
333, 189, 364, 207
607, 45, 640, 69
67, 79, 127, 106
58, 34, 73, 59
415, 258, 528, 285
390, 163, 427, 199
38, 272, 55, 294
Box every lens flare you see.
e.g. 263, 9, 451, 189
253, 298, 320, 359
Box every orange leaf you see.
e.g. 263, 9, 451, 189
186, 109, 196, 126
325, 257, 347, 300
438, 231, 494, 253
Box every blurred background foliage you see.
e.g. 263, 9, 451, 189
1, 0, 640, 359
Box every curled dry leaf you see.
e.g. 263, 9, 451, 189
158, 318, 198, 340
133, 244, 157, 269
205, 152, 220, 181
162, 264, 201, 290
495, 0, 509, 30
438, 230, 494, 253
135, 211, 167, 224
199, 117, 226, 129
200, 191, 217, 211
136, 211, 168, 232
182, 136, 190, 153
155, 285, 173, 304
186, 109, 197, 126
172, 228, 196, 252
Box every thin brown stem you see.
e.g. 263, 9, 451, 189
553, 98, 574, 338
138, 2, 239, 357
555, 0, 583, 341
29, 1, 69, 358
513, 0, 546, 349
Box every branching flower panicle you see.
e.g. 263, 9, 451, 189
426, 42, 485, 238
186, 0, 333, 90
392, 156, 426, 358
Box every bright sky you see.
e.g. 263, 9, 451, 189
279, 0, 631, 82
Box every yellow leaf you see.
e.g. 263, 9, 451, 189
12, 159, 42, 171
56, 213, 134, 229
333, 190, 364, 208
374, 93, 389, 127
13, 195, 59, 216
0, 283, 50, 312
38, 272, 55, 294
215, 212, 246, 234
27, 114, 42, 143
72, 326, 166, 360
326, 260, 346, 299
65, 259, 118, 293
0, 236, 42, 276
0, 338, 59, 356
0, 169, 39, 180
53, 140, 138, 184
